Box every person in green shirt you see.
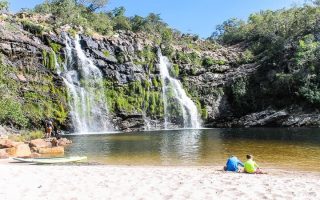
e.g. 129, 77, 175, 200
244, 154, 264, 174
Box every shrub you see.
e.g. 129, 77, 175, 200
202, 57, 226, 67
89, 12, 113, 35
152, 77, 159, 88
201, 108, 208, 119
0, 0, 8, 12
176, 52, 190, 64
170, 64, 179, 77
202, 57, 215, 67
161, 28, 173, 44
161, 45, 175, 58
0, 97, 28, 128
241, 49, 254, 64
49, 42, 62, 53
103, 50, 110, 57
21, 20, 45, 35
23, 130, 44, 141
116, 51, 125, 64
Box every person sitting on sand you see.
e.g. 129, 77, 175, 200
224, 155, 244, 172
244, 154, 263, 174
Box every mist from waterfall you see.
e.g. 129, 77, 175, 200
158, 50, 201, 129
56, 34, 112, 133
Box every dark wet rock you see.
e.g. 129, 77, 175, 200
91, 49, 117, 63
119, 118, 145, 132
234, 110, 288, 127
81, 35, 99, 49
282, 114, 320, 127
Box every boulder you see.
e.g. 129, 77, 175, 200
0, 125, 9, 135
0, 149, 9, 159
58, 138, 72, 146
37, 147, 64, 154
12, 142, 24, 147
29, 139, 52, 148
15, 144, 32, 158
91, 49, 118, 63
0, 139, 14, 148
81, 35, 99, 49
5, 147, 16, 156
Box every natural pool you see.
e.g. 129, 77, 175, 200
64, 128, 320, 171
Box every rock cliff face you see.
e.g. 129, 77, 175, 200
1, 13, 320, 133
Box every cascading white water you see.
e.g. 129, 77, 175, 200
56, 33, 112, 133
158, 50, 201, 129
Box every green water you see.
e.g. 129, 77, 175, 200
65, 128, 320, 171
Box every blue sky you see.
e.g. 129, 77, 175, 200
8, 0, 304, 38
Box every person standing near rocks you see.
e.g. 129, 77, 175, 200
45, 120, 53, 138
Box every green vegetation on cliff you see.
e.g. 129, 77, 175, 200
213, 1, 320, 114
104, 79, 164, 118
0, 54, 69, 129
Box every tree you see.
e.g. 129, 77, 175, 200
130, 15, 146, 32
313, 0, 320, 6
0, 0, 9, 12
112, 7, 131, 30
77, 0, 108, 12
112, 6, 125, 17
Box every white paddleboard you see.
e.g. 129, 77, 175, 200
13, 156, 87, 164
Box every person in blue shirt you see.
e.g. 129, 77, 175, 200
223, 155, 244, 172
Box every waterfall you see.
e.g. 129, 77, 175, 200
56, 33, 112, 133
158, 50, 201, 129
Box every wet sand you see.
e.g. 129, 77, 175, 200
0, 159, 319, 200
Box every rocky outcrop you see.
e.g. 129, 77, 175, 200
282, 114, 320, 127
37, 146, 64, 154
0, 137, 71, 158
29, 138, 71, 155
0, 139, 14, 148
230, 110, 288, 127
29, 139, 52, 149
15, 144, 32, 158
211, 108, 320, 128
5, 147, 16, 156
57, 138, 72, 146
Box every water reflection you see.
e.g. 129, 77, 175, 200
160, 129, 201, 165
65, 128, 320, 171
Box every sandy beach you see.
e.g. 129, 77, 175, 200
0, 159, 319, 200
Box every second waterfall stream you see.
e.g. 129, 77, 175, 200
158, 50, 201, 129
